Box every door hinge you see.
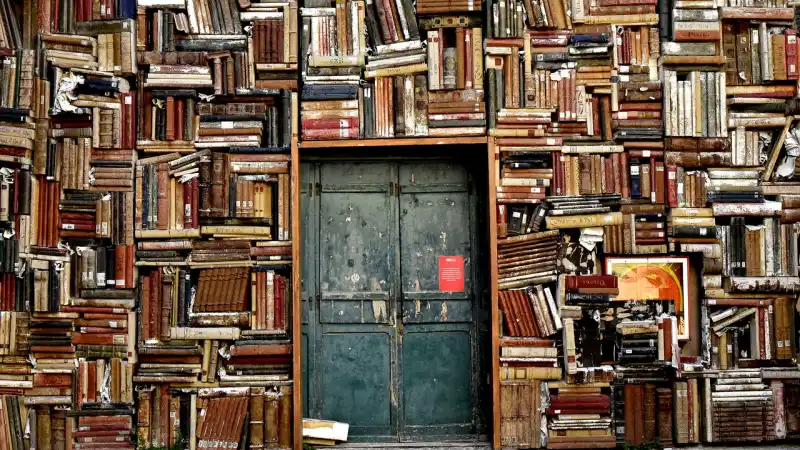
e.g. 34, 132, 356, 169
307, 182, 314, 197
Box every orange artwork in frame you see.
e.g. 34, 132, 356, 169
604, 256, 691, 340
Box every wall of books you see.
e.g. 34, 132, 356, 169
1, 0, 800, 447
0, 0, 301, 448
489, 1, 800, 450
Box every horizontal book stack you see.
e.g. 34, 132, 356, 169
495, 230, 559, 289
299, 1, 367, 140
616, 80, 663, 142
545, 383, 615, 449
495, 137, 562, 196
663, 7, 722, 66
706, 372, 776, 443
499, 338, 561, 380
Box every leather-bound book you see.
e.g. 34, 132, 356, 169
279, 385, 292, 446
657, 387, 673, 446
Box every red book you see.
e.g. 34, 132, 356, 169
160, 385, 170, 445
545, 407, 610, 415
759, 306, 766, 360
664, 317, 673, 362
87, 361, 96, 403
666, 166, 678, 207
786, 30, 798, 80
229, 344, 291, 357
604, 157, 613, 194
127, 93, 136, 149
549, 152, 559, 196
72, 430, 132, 438
654, 161, 665, 204
115, 244, 127, 288
150, 270, 161, 339
126, 245, 135, 289
620, 152, 630, 198
34, 373, 72, 387
565, 275, 618, 291
176, 98, 185, 141
301, 118, 359, 130
141, 275, 151, 340
72, 333, 127, 345
78, 415, 132, 427
275, 274, 285, 330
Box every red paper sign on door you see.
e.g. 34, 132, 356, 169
438, 256, 465, 292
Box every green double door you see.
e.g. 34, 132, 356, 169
300, 160, 485, 442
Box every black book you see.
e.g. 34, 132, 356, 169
629, 158, 642, 198
670, 226, 717, 238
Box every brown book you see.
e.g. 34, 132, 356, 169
161, 271, 173, 342
250, 390, 265, 448
657, 387, 673, 445
264, 393, 279, 447
624, 384, 639, 444
455, 28, 466, 89
110, 357, 121, 402
279, 386, 292, 446
37, 408, 52, 450
141, 275, 151, 341
165, 96, 175, 141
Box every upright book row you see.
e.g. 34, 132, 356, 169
490, 1, 800, 450
0, 1, 299, 449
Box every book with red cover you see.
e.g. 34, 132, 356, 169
565, 275, 618, 291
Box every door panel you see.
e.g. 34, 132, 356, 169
318, 163, 393, 324
402, 325, 473, 431
300, 163, 316, 417
316, 163, 397, 439
321, 330, 393, 436
397, 163, 476, 438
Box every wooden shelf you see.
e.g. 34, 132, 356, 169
487, 138, 501, 450
298, 136, 488, 148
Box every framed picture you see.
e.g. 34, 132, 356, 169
604, 256, 691, 340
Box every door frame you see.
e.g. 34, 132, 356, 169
300, 151, 491, 443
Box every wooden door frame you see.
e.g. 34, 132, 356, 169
299, 149, 492, 443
